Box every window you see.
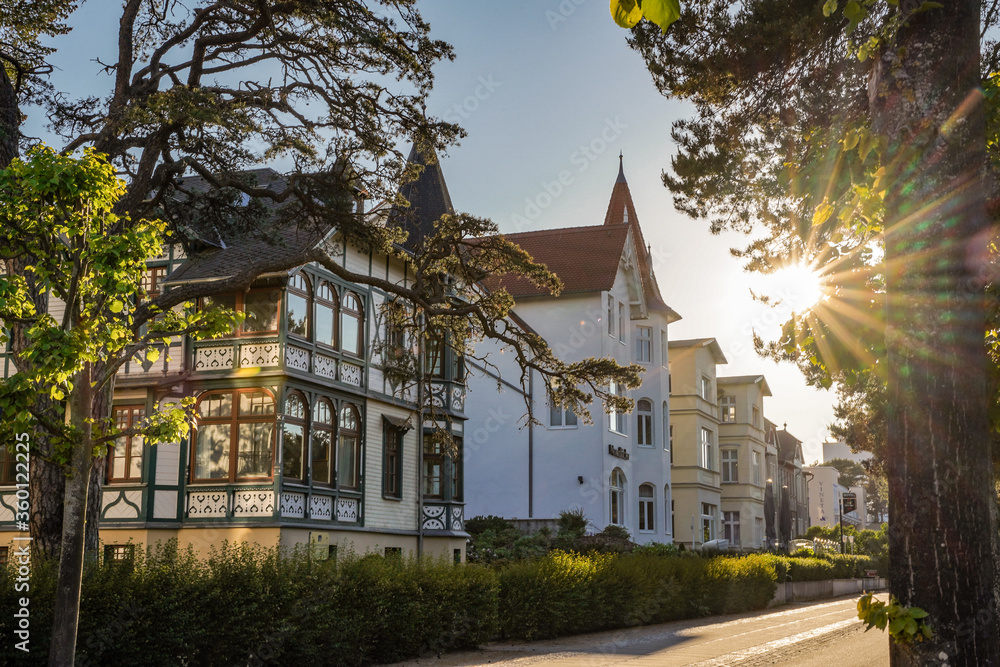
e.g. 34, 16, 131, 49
193, 389, 275, 482
286, 273, 311, 339
315, 281, 338, 348
141, 266, 168, 299
383, 423, 403, 499
618, 302, 625, 342
337, 404, 361, 490
636, 399, 653, 446
670, 496, 675, 536
664, 485, 672, 535
109, 405, 144, 483
104, 544, 135, 567
242, 289, 281, 334
423, 438, 443, 498
610, 468, 626, 525
662, 401, 669, 452
549, 401, 578, 428
425, 333, 445, 378
608, 382, 627, 435
282, 393, 307, 481
752, 451, 762, 486
660, 329, 667, 368
752, 406, 761, 428
701, 428, 713, 470
638, 483, 655, 532
636, 326, 652, 363
341, 292, 363, 356
721, 395, 736, 422
721, 449, 738, 483
0, 444, 12, 485
700, 375, 712, 402
668, 424, 674, 463
607, 294, 615, 336
755, 517, 764, 547
200, 290, 280, 336
311, 399, 334, 485
723, 511, 741, 546
701, 503, 717, 542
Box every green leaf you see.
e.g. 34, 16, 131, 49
145, 347, 161, 363
641, 0, 681, 31
109, 300, 124, 313
611, 0, 643, 28
908, 607, 929, 619
812, 202, 834, 226
823, 0, 838, 17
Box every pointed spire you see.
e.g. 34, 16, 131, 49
616, 151, 627, 184
391, 143, 455, 251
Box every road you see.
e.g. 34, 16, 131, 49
391, 594, 889, 667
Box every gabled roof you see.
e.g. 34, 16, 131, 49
390, 145, 455, 251
485, 224, 631, 297
668, 338, 728, 364
718, 374, 773, 396
603, 156, 671, 313
775, 426, 804, 465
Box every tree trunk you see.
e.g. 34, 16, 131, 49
48, 363, 94, 667
0, 63, 18, 169
871, 1, 1000, 664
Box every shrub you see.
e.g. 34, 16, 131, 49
556, 509, 589, 537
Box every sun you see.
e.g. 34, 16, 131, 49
765, 263, 825, 312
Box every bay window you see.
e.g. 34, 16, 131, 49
193, 389, 275, 482
282, 392, 307, 481
286, 273, 311, 339
315, 281, 338, 348
311, 399, 334, 485
340, 292, 363, 356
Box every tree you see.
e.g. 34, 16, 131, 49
618, 1, 1000, 663
0, 3, 643, 663
824, 457, 866, 488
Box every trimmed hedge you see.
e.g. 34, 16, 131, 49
0, 542, 498, 666
0, 542, 887, 662
498, 552, 777, 640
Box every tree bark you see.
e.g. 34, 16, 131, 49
871, 1, 1000, 664
48, 363, 93, 667
0, 64, 17, 169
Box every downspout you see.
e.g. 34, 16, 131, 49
528, 369, 534, 519
416, 311, 425, 558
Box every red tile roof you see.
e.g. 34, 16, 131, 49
485, 225, 630, 297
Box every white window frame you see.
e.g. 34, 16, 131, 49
618, 302, 626, 343
723, 510, 741, 546
607, 294, 615, 337
755, 517, 765, 547
701, 427, 714, 470
635, 326, 652, 363
721, 449, 738, 483
752, 450, 762, 486
701, 503, 716, 542
700, 375, 713, 402
665, 485, 673, 536
660, 329, 668, 368
609, 381, 627, 435
638, 483, 655, 533
720, 395, 736, 422
610, 468, 627, 526
752, 406, 761, 428
636, 399, 653, 446
548, 401, 578, 429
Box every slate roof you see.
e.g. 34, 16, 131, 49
390, 145, 455, 251
775, 426, 804, 464
484, 225, 630, 297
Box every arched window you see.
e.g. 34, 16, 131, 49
609, 468, 626, 526
638, 483, 655, 532
315, 281, 338, 348
193, 388, 275, 482
282, 392, 307, 481
286, 273, 311, 339
662, 401, 669, 452
337, 404, 361, 489
636, 399, 653, 446
341, 292, 363, 356
311, 399, 334, 485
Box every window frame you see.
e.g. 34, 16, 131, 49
340, 291, 364, 357
701, 503, 717, 542
607, 294, 615, 337
315, 281, 339, 349
701, 427, 714, 470
191, 388, 276, 483
337, 404, 361, 490
108, 405, 145, 483
723, 510, 741, 546
199, 289, 281, 337
752, 450, 762, 486
720, 395, 736, 422
311, 398, 334, 486
286, 272, 312, 341
608, 381, 627, 435
609, 468, 627, 526
638, 483, 655, 533
700, 375, 713, 403
548, 401, 578, 429
636, 399, 653, 446
721, 448, 739, 483
382, 423, 404, 499
618, 302, 625, 342
635, 326, 652, 363
282, 391, 308, 482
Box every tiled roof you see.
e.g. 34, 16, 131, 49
390, 145, 455, 251
603, 158, 671, 312
484, 225, 630, 297
775, 427, 804, 464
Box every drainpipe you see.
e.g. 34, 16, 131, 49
416, 311, 425, 558
528, 370, 534, 518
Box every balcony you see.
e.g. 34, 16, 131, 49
191, 338, 364, 388
421, 501, 465, 534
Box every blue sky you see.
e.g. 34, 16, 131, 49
29, 1, 838, 463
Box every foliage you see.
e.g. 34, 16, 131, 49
610, 0, 681, 31
858, 592, 933, 644
0, 541, 499, 666
556, 508, 589, 537
465, 517, 550, 566
823, 457, 867, 488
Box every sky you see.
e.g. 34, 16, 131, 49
29, 1, 839, 463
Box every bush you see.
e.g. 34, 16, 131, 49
556, 509, 589, 537
0, 541, 498, 666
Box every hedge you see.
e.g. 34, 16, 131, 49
0, 543, 886, 663
0, 542, 498, 666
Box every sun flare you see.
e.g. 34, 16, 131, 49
765, 264, 825, 312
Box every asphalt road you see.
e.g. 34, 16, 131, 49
391, 594, 890, 667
